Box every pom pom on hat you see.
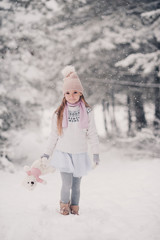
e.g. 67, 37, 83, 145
62, 65, 75, 78
62, 65, 83, 94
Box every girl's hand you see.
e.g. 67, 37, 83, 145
41, 156, 49, 167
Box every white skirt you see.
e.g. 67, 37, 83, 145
50, 150, 92, 177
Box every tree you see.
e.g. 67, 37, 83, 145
115, 7, 160, 128
0, 0, 159, 160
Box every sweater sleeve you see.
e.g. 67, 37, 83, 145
44, 113, 59, 157
87, 110, 99, 154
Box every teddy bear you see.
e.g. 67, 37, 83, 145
23, 159, 55, 191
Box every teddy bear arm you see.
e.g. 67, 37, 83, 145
36, 176, 45, 183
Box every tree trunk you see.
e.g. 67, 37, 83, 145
110, 88, 118, 133
127, 94, 132, 132
102, 99, 108, 134
154, 66, 160, 129
133, 91, 147, 130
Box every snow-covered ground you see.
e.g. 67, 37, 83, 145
0, 145, 160, 240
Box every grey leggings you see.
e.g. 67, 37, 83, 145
60, 172, 82, 205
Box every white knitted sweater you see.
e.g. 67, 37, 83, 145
44, 105, 99, 156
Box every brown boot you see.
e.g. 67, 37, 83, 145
70, 205, 79, 215
60, 202, 70, 215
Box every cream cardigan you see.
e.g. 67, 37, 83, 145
44, 106, 99, 156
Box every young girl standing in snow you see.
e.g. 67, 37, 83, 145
41, 66, 99, 215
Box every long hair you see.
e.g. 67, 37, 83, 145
55, 95, 91, 136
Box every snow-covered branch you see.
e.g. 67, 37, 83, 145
115, 51, 160, 76
141, 9, 160, 24
88, 78, 160, 89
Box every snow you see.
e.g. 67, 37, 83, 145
0, 85, 6, 95
0, 157, 15, 173
0, 105, 8, 115
89, 38, 116, 52
141, 9, 160, 24
0, 0, 11, 10
9, 86, 39, 104
94, 105, 106, 138
0, 145, 160, 240
115, 51, 160, 76
7, 129, 45, 164
15, 11, 42, 24
154, 28, 160, 43
45, 0, 61, 12
1, 2, 160, 239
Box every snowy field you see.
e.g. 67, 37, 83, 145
0, 145, 160, 240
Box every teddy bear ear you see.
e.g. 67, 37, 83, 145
24, 166, 30, 172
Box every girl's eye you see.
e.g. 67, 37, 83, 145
66, 92, 70, 95
74, 91, 78, 94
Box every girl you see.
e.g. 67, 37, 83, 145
41, 66, 100, 215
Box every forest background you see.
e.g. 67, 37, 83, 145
0, 0, 160, 166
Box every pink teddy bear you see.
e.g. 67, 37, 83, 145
23, 159, 55, 191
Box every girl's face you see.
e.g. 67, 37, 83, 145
64, 90, 82, 104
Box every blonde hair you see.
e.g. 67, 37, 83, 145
55, 95, 90, 136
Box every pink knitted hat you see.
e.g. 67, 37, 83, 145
62, 66, 84, 94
